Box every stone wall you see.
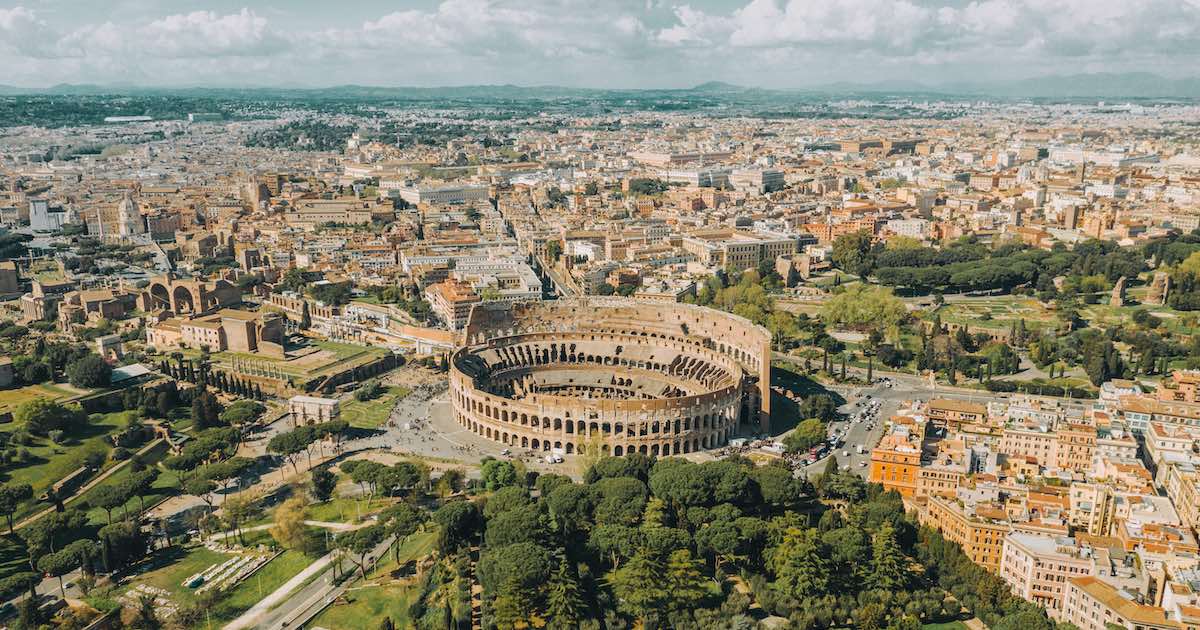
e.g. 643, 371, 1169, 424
450, 297, 770, 456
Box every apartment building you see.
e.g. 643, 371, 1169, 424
1064, 577, 1181, 630
868, 433, 922, 497
928, 399, 989, 432
1070, 483, 1117, 536
1000, 533, 1097, 619
424, 278, 481, 331
921, 495, 1012, 572
1000, 423, 1059, 471
1058, 424, 1099, 474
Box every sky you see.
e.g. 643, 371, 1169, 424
0, 0, 1198, 89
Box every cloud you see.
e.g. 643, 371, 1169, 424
0, 6, 59, 58
0, 0, 1198, 87
655, 0, 1200, 71
57, 9, 288, 60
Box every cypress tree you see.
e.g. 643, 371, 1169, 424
545, 556, 585, 629
868, 523, 909, 591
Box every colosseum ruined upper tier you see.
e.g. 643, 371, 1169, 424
449, 297, 771, 457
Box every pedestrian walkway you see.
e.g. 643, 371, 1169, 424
209, 520, 363, 541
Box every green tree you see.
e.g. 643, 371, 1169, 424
127, 468, 159, 515
90, 483, 130, 525
606, 547, 667, 624
311, 467, 337, 502
435, 468, 466, 498
868, 523, 911, 590
783, 418, 827, 453
373, 503, 421, 566
821, 283, 908, 334
769, 527, 830, 597
481, 458, 519, 490
13, 398, 84, 436
267, 429, 309, 474
190, 389, 222, 429
38, 549, 79, 597
433, 500, 482, 552
336, 524, 386, 580
0, 483, 33, 532
545, 555, 585, 629
665, 548, 708, 612
800, 394, 839, 423
66, 354, 112, 388
831, 230, 879, 276
493, 573, 542, 630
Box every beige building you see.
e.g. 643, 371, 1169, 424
1063, 577, 1181, 630
289, 395, 340, 426
928, 399, 988, 431
1000, 533, 1097, 619
1057, 423, 1098, 474
147, 309, 284, 354
920, 495, 1012, 572
680, 229, 796, 272
425, 278, 480, 331
1000, 424, 1058, 471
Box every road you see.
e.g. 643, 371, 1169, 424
241, 533, 397, 630
783, 358, 1034, 481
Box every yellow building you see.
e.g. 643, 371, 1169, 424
927, 398, 988, 431
921, 495, 1011, 572
868, 433, 922, 497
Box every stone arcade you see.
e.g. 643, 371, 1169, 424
449, 297, 771, 456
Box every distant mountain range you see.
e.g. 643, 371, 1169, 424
1, 72, 1198, 100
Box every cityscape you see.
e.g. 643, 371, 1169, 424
3, 2, 1200, 630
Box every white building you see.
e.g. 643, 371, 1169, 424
395, 184, 489, 206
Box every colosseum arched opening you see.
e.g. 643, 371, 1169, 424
449, 298, 771, 456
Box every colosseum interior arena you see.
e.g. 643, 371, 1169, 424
450, 297, 771, 457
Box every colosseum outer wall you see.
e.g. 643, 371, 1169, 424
449, 297, 771, 456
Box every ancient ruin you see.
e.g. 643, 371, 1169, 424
449, 297, 771, 456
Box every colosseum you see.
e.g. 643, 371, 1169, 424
449, 297, 771, 457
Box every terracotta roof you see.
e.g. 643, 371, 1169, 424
1069, 577, 1179, 628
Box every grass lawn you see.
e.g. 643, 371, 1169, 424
310, 530, 438, 630
928, 297, 1058, 333
178, 339, 388, 381
1083, 302, 1200, 337
0, 382, 84, 414
340, 386, 410, 429
216, 550, 315, 621
74, 441, 180, 526
922, 622, 968, 630
0, 535, 31, 580
305, 496, 396, 524
123, 546, 318, 629
122, 544, 235, 606
3, 410, 138, 523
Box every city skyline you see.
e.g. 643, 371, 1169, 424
1, 0, 1199, 89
